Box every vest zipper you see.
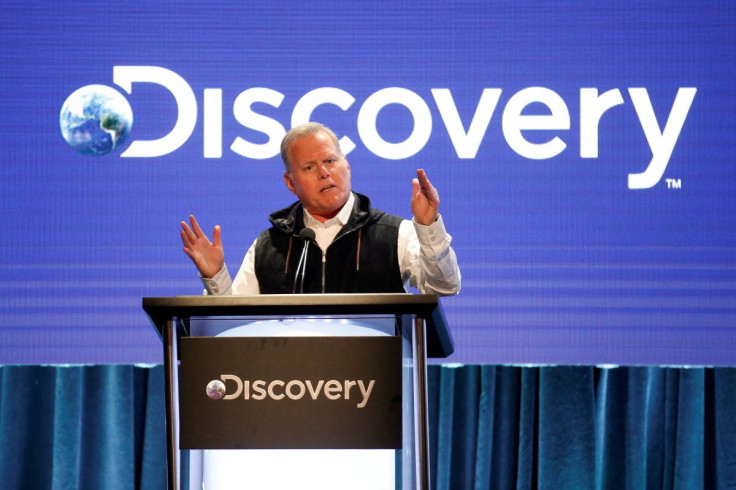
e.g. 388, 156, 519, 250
320, 226, 361, 294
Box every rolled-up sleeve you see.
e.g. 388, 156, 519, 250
399, 214, 461, 296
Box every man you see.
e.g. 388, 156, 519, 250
180, 122, 460, 296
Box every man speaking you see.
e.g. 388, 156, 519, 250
180, 122, 460, 296
178, 121, 458, 488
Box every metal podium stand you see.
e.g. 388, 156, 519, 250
143, 293, 453, 490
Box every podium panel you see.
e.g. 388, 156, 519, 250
189, 317, 401, 490
179, 335, 402, 449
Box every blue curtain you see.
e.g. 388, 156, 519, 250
0, 365, 166, 490
429, 365, 736, 490
1, 364, 734, 489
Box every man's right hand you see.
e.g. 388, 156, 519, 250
180, 215, 224, 278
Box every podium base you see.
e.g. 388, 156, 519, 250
199, 449, 394, 489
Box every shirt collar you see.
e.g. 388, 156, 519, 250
303, 192, 355, 229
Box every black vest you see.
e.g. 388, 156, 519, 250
254, 193, 405, 294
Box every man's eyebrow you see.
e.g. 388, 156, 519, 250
295, 151, 340, 165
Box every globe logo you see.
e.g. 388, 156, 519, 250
206, 380, 226, 400
59, 84, 133, 156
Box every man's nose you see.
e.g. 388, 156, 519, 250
318, 163, 330, 178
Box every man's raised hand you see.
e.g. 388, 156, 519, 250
411, 169, 440, 226
180, 215, 224, 278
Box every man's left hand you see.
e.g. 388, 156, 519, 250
411, 168, 440, 226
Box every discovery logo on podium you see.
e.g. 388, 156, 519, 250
206, 375, 377, 408
178, 336, 402, 449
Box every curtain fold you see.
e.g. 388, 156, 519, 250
0, 364, 733, 489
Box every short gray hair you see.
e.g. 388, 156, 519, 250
280, 122, 342, 171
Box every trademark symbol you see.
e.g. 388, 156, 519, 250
665, 178, 682, 189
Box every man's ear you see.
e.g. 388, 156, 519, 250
283, 172, 296, 194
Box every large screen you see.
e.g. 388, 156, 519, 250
1, 1, 734, 365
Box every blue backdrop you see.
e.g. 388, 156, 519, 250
1, 1, 734, 365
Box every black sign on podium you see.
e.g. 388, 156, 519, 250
143, 293, 454, 490
179, 335, 403, 450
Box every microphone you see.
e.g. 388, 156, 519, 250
293, 228, 315, 294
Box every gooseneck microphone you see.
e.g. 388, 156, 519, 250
293, 228, 315, 294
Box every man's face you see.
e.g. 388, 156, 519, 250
283, 131, 352, 222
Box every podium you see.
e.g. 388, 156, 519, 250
143, 293, 454, 490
